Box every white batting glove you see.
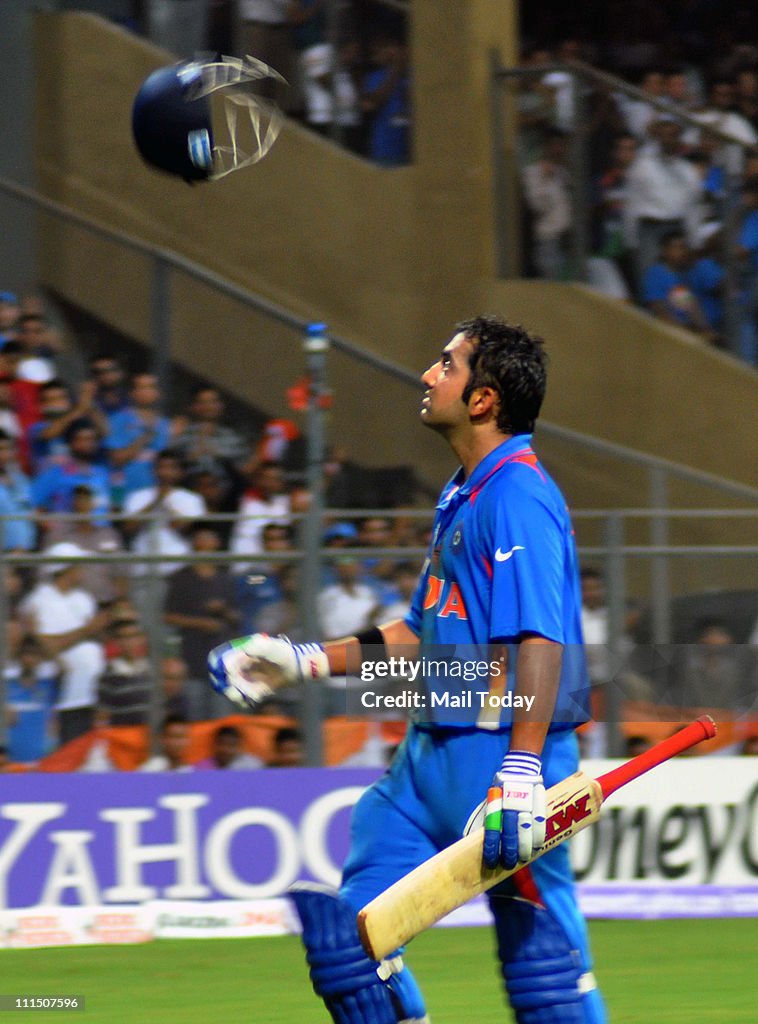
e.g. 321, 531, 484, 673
483, 751, 547, 870
208, 634, 330, 710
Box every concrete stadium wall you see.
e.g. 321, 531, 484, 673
482, 280, 758, 491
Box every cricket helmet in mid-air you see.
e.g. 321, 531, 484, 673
131, 55, 285, 183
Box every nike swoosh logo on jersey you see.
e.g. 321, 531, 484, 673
494, 545, 525, 562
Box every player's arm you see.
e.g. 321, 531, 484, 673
482, 634, 560, 871
481, 486, 566, 871
207, 618, 420, 710
510, 633, 562, 754
324, 618, 420, 674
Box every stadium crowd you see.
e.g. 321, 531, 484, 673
514, 36, 758, 364
0, 290, 433, 768
0, 289, 756, 771
514, 13, 758, 363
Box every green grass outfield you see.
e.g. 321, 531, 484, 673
0, 920, 755, 1022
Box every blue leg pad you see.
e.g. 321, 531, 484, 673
491, 895, 605, 1024
289, 884, 427, 1024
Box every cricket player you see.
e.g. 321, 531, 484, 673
209, 315, 606, 1023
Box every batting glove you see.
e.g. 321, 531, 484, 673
208, 634, 330, 710
483, 751, 547, 870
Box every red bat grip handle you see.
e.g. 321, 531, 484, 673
597, 715, 717, 800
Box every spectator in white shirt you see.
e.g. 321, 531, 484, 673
317, 556, 380, 641
580, 567, 610, 757
230, 461, 291, 569
664, 67, 700, 113
522, 129, 573, 279
615, 67, 667, 141
542, 38, 582, 132
194, 724, 263, 770
122, 448, 206, 586
0, 379, 22, 442
20, 542, 108, 745
623, 116, 704, 284
691, 76, 758, 177
301, 37, 363, 151
139, 714, 194, 772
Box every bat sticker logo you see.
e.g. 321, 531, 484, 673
494, 545, 525, 562
544, 793, 593, 841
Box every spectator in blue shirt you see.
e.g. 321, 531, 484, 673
737, 176, 758, 364
687, 226, 725, 333
641, 230, 717, 343
31, 418, 112, 520
0, 291, 19, 348
0, 429, 36, 551
88, 353, 129, 423
236, 521, 296, 633
27, 378, 108, 473
105, 372, 178, 503
4, 634, 59, 764
362, 33, 410, 165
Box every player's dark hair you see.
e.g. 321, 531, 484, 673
457, 315, 547, 434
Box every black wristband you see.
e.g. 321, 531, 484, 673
354, 626, 386, 665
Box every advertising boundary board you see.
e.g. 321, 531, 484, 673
0, 759, 755, 946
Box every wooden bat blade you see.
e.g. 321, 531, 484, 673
357, 716, 716, 961
358, 772, 603, 960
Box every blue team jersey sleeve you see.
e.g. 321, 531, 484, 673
404, 556, 429, 637
481, 481, 567, 643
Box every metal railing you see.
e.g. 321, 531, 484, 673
490, 56, 757, 359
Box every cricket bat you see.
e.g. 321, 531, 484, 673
358, 715, 716, 960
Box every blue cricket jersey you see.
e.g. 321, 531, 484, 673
405, 434, 590, 729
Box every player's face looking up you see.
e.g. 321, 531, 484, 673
420, 333, 481, 434
421, 317, 547, 442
